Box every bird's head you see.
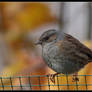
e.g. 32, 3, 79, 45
35, 29, 57, 46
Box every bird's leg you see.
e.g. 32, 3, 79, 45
48, 73, 60, 83
72, 72, 79, 82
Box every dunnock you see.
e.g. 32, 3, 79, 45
35, 29, 92, 83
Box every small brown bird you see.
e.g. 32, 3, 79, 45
35, 29, 92, 83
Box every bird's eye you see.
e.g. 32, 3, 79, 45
44, 37, 49, 41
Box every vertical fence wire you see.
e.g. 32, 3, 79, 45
28, 76, 32, 90
38, 76, 41, 90
9, 77, 13, 90
75, 79, 78, 90
0, 77, 4, 90
84, 75, 88, 90
47, 75, 50, 90
19, 77, 23, 90
57, 75, 60, 90
66, 74, 69, 90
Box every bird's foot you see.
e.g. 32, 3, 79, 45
72, 77, 79, 82
48, 74, 55, 83
72, 72, 79, 82
48, 73, 60, 84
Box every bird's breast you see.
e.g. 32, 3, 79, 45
42, 43, 65, 73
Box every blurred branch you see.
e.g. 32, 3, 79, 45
59, 3, 90, 34
87, 2, 92, 40
58, 2, 65, 31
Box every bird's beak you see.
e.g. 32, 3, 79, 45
35, 41, 42, 45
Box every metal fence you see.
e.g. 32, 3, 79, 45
0, 74, 92, 90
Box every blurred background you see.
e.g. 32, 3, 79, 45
0, 2, 92, 90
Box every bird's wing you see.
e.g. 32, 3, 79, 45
56, 33, 92, 64
65, 33, 92, 62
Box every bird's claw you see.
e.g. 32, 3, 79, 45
72, 77, 79, 82
48, 74, 55, 84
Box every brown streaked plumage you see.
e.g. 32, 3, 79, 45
35, 29, 92, 83
64, 33, 92, 62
